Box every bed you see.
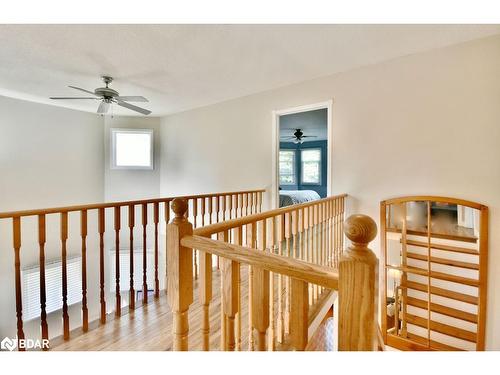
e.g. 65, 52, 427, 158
279, 190, 321, 207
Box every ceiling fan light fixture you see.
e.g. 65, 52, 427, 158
50, 76, 151, 115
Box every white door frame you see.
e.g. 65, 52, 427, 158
271, 99, 333, 209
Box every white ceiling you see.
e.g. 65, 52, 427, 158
1, 24, 499, 117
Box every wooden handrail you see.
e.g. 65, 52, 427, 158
181, 235, 339, 289
0, 188, 265, 218
1, 189, 265, 351
381, 195, 486, 210
193, 193, 347, 237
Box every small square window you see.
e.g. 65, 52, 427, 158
111, 128, 153, 170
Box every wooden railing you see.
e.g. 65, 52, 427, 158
167, 194, 380, 351
0, 189, 264, 350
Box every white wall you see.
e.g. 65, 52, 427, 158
0, 96, 104, 338
160, 34, 500, 349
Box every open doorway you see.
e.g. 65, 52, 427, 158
272, 101, 332, 208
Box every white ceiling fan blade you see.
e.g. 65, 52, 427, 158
97, 101, 110, 114
115, 96, 149, 102
50, 97, 98, 100
115, 99, 151, 115
68, 85, 99, 96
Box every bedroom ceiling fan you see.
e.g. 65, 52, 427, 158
50, 76, 151, 115
280, 128, 317, 144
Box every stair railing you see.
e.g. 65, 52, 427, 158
166, 194, 379, 351
0, 189, 264, 350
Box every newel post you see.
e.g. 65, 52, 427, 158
167, 198, 193, 351
338, 214, 378, 351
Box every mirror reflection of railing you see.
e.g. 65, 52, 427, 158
380, 196, 488, 351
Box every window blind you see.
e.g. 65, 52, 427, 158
109, 249, 155, 292
22, 256, 82, 321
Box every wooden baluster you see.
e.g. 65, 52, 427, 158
192, 198, 198, 228
185, 199, 190, 219
208, 196, 213, 224
321, 203, 325, 267
199, 235, 212, 350
217, 230, 226, 351
153, 202, 160, 298
238, 194, 243, 218
252, 219, 270, 351
335, 199, 340, 268
327, 199, 333, 267
222, 195, 226, 221
313, 204, 319, 301
233, 226, 243, 350
37, 214, 49, 345
81, 210, 89, 331
268, 217, 276, 351
291, 210, 298, 259
192, 199, 199, 279
164, 200, 170, 294
114, 206, 121, 316
60, 212, 70, 339
128, 205, 136, 310
284, 212, 291, 334
303, 206, 309, 263
98, 208, 106, 323
338, 214, 378, 350
165, 200, 171, 224
167, 199, 193, 351
142, 203, 148, 305
201, 197, 206, 226
215, 195, 220, 223
290, 278, 309, 351
229, 194, 234, 220
277, 214, 285, 343
340, 197, 345, 255
298, 208, 304, 261
246, 222, 256, 350
220, 229, 239, 351
12, 217, 25, 348
257, 191, 263, 213
308, 206, 314, 305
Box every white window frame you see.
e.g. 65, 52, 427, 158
111, 128, 154, 170
300, 148, 322, 185
279, 149, 296, 185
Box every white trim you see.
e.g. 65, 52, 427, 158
110, 128, 154, 170
272, 100, 333, 208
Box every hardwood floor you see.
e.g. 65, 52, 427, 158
51, 265, 334, 351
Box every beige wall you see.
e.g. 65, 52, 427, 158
0, 97, 105, 338
0, 100, 163, 340
160, 34, 500, 349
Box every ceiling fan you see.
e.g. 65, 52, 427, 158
280, 128, 317, 144
50, 76, 151, 115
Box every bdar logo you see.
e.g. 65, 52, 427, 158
1, 337, 17, 351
